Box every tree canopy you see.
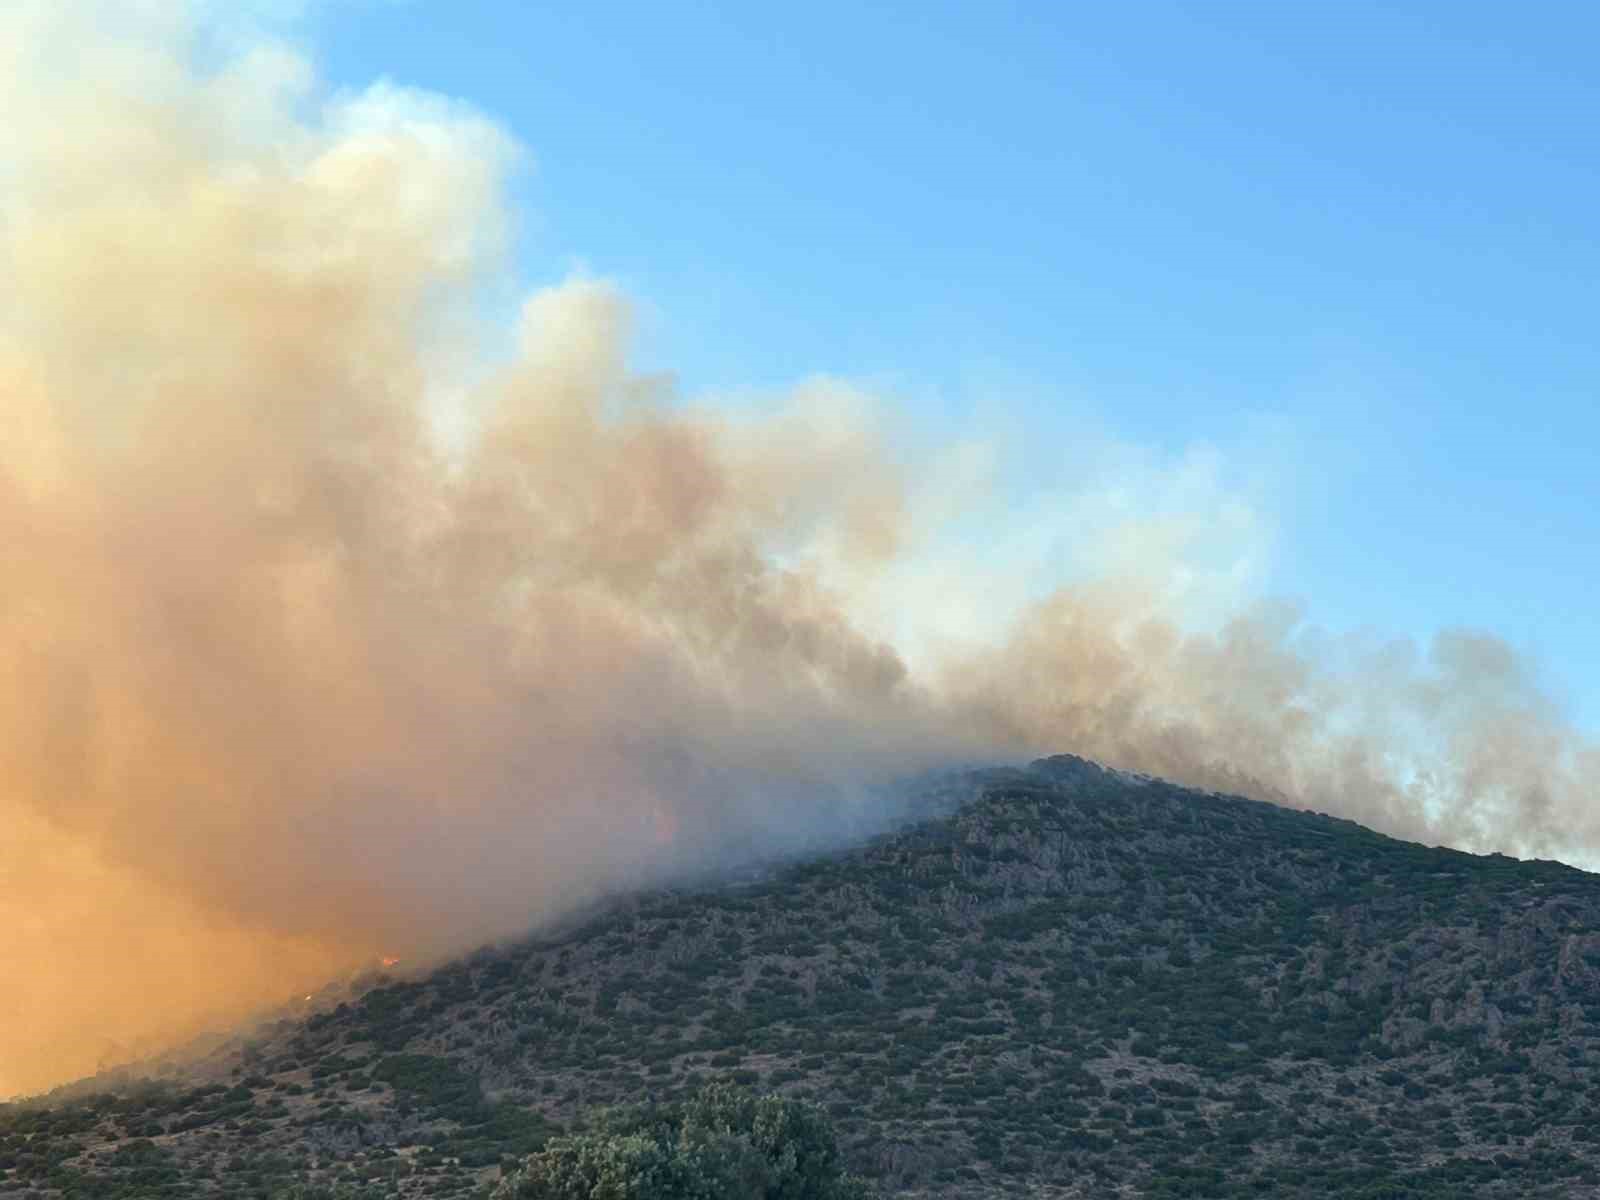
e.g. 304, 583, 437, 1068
494, 1080, 875, 1200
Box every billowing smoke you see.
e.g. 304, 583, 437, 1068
2, 1, 1595, 1097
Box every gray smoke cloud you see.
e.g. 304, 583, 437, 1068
2, 1, 1595, 1097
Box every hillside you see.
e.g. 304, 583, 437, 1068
7, 755, 1600, 1199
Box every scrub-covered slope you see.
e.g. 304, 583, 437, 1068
8, 755, 1600, 1198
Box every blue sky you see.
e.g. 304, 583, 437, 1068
305, 1, 1598, 728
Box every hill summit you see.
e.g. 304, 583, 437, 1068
7, 755, 1600, 1198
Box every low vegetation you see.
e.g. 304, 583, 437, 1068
6, 755, 1600, 1197
493, 1079, 872, 1199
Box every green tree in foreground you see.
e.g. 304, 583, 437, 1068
494, 1080, 876, 1200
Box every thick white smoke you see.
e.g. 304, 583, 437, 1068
2, 1, 1594, 1097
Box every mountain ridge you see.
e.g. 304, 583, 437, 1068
7, 754, 1600, 1198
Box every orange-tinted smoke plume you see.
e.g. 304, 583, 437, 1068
2, 2, 1596, 1097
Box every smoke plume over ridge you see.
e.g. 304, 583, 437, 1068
3, 2, 1596, 1097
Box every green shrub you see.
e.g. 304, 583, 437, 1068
495, 1080, 874, 1200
